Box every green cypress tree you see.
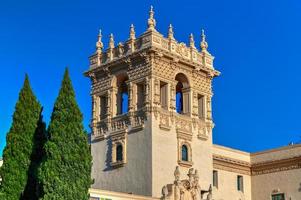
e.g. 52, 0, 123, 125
0, 75, 42, 200
38, 68, 92, 200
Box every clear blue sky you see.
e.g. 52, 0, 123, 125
1, 0, 301, 157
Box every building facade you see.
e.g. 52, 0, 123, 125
85, 7, 301, 200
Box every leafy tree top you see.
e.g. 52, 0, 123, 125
0, 74, 41, 199
39, 68, 91, 200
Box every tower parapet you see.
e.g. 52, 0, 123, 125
87, 7, 219, 76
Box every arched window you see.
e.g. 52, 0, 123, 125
175, 73, 189, 114
114, 74, 129, 115
176, 82, 183, 113
120, 82, 128, 114
116, 144, 123, 162
181, 145, 188, 161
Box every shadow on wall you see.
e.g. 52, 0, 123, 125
104, 139, 113, 172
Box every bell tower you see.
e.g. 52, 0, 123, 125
85, 6, 220, 198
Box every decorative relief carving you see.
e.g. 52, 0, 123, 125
111, 115, 130, 133
170, 83, 176, 111
131, 115, 145, 132
154, 78, 160, 105
175, 115, 192, 134
159, 111, 171, 131
197, 121, 211, 141
128, 61, 150, 81
161, 167, 213, 200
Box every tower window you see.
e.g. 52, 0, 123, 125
176, 82, 183, 113
181, 145, 188, 161
198, 94, 205, 119
121, 88, 128, 114
213, 170, 218, 188
116, 144, 123, 162
116, 77, 129, 115
100, 95, 107, 119
136, 83, 144, 110
160, 81, 168, 109
237, 175, 244, 192
175, 73, 190, 114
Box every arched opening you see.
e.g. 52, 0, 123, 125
181, 144, 188, 161
120, 82, 128, 114
175, 73, 190, 114
176, 82, 183, 113
115, 74, 129, 115
116, 144, 123, 162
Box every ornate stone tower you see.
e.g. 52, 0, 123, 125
85, 6, 220, 198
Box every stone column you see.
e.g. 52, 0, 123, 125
170, 83, 176, 111
144, 77, 150, 112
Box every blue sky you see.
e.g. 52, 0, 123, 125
1, 0, 301, 157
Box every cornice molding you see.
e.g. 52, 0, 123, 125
251, 155, 301, 175
213, 154, 251, 176
213, 154, 301, 176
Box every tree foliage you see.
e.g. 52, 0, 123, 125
38, 69, 92, 200
0, 75, 43, 200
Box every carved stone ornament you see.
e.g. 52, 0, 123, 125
161, 167, 212, 200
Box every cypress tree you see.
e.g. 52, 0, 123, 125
38, 68, 92, 200
0, 75, 42, 200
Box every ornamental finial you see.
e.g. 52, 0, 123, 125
174, 166, 180, 182
147, 5, 156, 30
109, 33, 115, 49
168, 24, 175, 40
189, 33, 195, 48
96, 29, 103, 53
201, 29, 208, 51
129, 24, 136, 40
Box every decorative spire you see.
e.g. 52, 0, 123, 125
200, 29, 208, 52
187, 168, 194, 184
174, 166, 180, 182
109, 33, 115, 49
194, 169, 199, 182
147, 5, 156, 30
117, 42, 124, 57
129, 24, 136, 40
96, 29, 103, 53
189, 33, 195, 48
168, 24, 175, 40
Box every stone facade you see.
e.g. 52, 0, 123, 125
86, 7, 301, 200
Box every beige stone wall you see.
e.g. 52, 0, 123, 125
91, 119, 153, 196
212, 145, 252, 200
151, 113, 213, 197
211, 144, 301, 200
251, 168, 301, 200
212, 170, 252, 200
251, 144, 301, 200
